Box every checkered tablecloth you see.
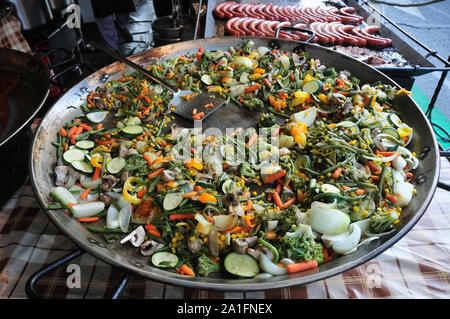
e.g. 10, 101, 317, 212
1, 158, 449, 299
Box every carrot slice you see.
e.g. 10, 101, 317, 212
180, 264, 195, 277
78, 217, 99, 222
263, 170, 287, 184
286, 260, 318, 274
80, 188, 92, 200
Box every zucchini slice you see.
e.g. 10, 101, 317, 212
381, 127, 400, 139
224, 252, 259, 278
163, 192, 184, 211
75, 140, 95, 150
86, 111, 108, 123
294, 155, 311, 170
387, 114, 403, 128
121, 125, 143, 138
152, 252, 179, 268
303, 69, 316, 77
71, 160, 94, 174
63, 149, 86, 165
106, 157, 126, 175
221, 179, 236, 194
302, 79, 323, 94
381, 138, 399, 151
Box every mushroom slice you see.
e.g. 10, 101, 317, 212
55, 165, 69, 186
120, 226, 146, 247
161, 170, 177, 182
140, 240, 164, 256
187, 237, 204, 254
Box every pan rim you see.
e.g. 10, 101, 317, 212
0, 48, 50, 149
29, 36, 441, 291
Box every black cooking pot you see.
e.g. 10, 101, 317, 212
0, 48, 50, 206
152, 14, 195, 47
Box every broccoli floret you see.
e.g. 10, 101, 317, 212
241, 40, 255, 54
243, 98, 264, 111
277, 205, 300, 233
282, 223, 324, 264
196, 255, 220, 277
290, 174, 307, 192
350, 76, 360, 86
239, 162, 256, 179
323, 67, 338, 78
258, 113, 277, 128
369, 209, 398, 233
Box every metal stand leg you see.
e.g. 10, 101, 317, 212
25, 249, 84, 299
111, 272, 131, 299
25, 249, 131, 299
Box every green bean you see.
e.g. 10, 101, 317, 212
312, 192, 367, 202
156, 117, 167, 137
268, 107, 290, 118
301, 167, 322, 177
103, 234, 120, 243
149, 135, 162, 150
239, 195, 264, 202
258, 232, 280, 263
378, 165, 387, 195
48, 204, 64, 210
94, 209, 108, 218
322, 162, 344, 175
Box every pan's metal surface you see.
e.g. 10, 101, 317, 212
0, 48, 50, 148
29, 37, 440, 291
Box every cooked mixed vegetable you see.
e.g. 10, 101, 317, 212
49, 40, 418, 279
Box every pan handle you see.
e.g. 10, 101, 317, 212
438, 151, 450, 191
275, 26, 316, 43
87, 42, 178, 93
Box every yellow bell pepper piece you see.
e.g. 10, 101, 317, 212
317, 93, 328, 104
253, 68, 265, 74
294, 132, 307, 147
185, 158, 203, 171
123, 176, 142, 205
398, 127, 413, 139
198, 192, 217, 204
303, 74, 314, 83
90, 154, 103, 168
290, 121, 307, 136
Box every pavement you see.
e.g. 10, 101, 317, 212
365, 0, 450, 119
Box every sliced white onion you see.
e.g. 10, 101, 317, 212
253, 273, 274, 279
239, 72, 250, 84
259, 253, 288, 276
307, 207, 350, 235
330, 223, 361, 255
213, 214, 238, 231
79, 175, 102, 190
267, 220, 279, 231
106, 204, 120, 229
257, 46, 270, 56
394, 181, 414, 207
232, 56, 253, 69
71, 202, 105, 219
118, 202, 132, 232
362, 152, 399, 162
289, 107, 317, 127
